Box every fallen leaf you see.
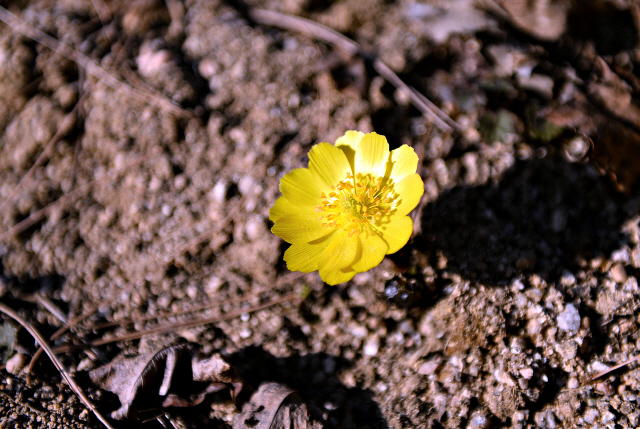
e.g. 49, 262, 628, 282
406, 0, 495, 44
495, 0, 572, 41
232, 382, 321, 429
89, 344, 242, 419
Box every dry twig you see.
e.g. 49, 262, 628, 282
53, 292, 300, 352
0, 302, 115, 429
0, 6, 193, 118
248, 8, 462, 134
589, 354, 640, 381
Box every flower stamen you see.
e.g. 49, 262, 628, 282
315, 172, 397, 236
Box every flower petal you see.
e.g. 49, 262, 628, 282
351, 232, 388, 272
284, 231, 335, 272
335, 130, 364, 151
280, 168, 325, 207
393, 173, 424, 216
388, 145, 419, 184
308, 143, 352, 189
317, 229, 357, 273
379, 215, 413, 254
271, 212, 331, 244
355, 132, 390, 177
320, 266, 357, 285
335, 130, 364, 171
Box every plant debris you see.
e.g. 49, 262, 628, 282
233, 382, 321, 429
88, 345, 242, 420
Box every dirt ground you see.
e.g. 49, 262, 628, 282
2, 0, 640, 428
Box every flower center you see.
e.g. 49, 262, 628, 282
316, 172, 396, 236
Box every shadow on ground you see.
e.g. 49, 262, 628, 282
416, 156, 629, 284
229, 346, 389, 429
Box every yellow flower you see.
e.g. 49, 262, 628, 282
270, 131, 424, 285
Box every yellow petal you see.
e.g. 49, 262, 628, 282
320, 266, 357, 286
280, 168, 325, 207
388, 145, 419, 184
355, 132, 389, 177
335, 130, 364, 170
284, 231, 335, 272
335, 130, 364, 151
308, 143, 352, 189
271, 212, 330, 244
379, 215, 413, 254
394, 173, 424, 216
269, 196, 294, 222
351, 232, 388, 272
317, 229, 357, 273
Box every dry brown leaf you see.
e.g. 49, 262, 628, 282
546, 83, 640, 192
232, 382, 321, 429
88, 344, 242, 420
497, 0, 572, 41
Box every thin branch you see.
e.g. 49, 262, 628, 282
589, 354, 640, 381
248, 8, 462, 134
53, 292, 299, 353
0, 302, 115, 429
0, 6, 193, 119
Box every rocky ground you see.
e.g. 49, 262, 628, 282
1, 0, 640, 428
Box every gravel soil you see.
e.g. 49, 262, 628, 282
1, 0, 640, 428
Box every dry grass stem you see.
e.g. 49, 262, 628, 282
0, 6, 193, 119
248, 8, 461, 134
0, 302, 115, 429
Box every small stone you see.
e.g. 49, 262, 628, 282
557, 304, 580, 333
186, 284, 198, 299
556, 340, 577, 360
583, 408, 599, 424
601, 411, 615, 423
567, 377, 579, 389
591, 361, 610, 373
363, 336, 380, 356
519, 368, 533, 380
418, 359, 441, 375
611, 263, 628, 283
205, 276, 224, 297
628, 411, 640, 426
5, 353, 28, 375
211, 180, 227, 203
239, 328, 252, 339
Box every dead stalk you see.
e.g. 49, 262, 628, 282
0, 303, 115, 429
248, 8, 462, 134
53, 293, 300, 352
0, 6, 193, 119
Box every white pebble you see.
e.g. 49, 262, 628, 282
186, 284, 198, 299
363, 337, 379, 356
557, 304, 580, 333
519, 368, 533, 380
591, 361, 610, 373
239, 328, 252, 339
583, 408, 599, 424
211, 181, 227, 203
5, 353, 27, 375
601, 411, 615, 423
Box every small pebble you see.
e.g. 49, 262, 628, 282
557, 304, 580, 333
583, 408, 599, 424
363, 336, 380, 356
239, 328, 252, 339
611, 263, 628, 283
601, 411, 615, 423
5, 353, 28, 375
519, 368, 533, 380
